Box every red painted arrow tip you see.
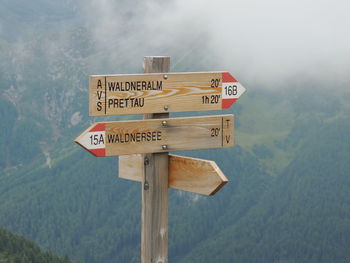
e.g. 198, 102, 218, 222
222, 98, 238, 109
222, 72, 237, 82
90, 123, 106, 132
90, 148, 106, 157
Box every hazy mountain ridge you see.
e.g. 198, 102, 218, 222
0, 25, 95, 170
0, 0, 80, 42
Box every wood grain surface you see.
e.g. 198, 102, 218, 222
119, 154, 228, 195
89, 72, 224, 116
75, 115, 234, 156
141, 56, 169, 263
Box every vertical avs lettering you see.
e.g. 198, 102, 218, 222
95, 78, 105, 113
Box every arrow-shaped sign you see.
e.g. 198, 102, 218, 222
119, 154, 228, 195
89, 72, 246, 116
75, 115, 234, 157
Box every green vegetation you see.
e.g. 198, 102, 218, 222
180, 117, 350, 263
1, 88, 349, 262
0, 98, 17, 168
0, 227, 76, 263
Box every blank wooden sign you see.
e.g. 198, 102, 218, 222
119, 154, 228, 196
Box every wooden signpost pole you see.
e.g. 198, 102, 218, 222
141, 56, 170, 263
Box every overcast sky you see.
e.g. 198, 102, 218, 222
3, 0, 349, 89
206, 0, 350, 85
79, 0, 350, 88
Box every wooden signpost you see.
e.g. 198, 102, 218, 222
74, 115, 234, 156
75, 56, 246, 263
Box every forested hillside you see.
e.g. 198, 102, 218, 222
0, 227, 76, 263
181, 116, 350, 263
1, 88, 350, 263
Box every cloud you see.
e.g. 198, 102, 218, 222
80, 0, 350, 87
79, 0, 212, 73
3, 0, 349, 88
206, 0, 350, 85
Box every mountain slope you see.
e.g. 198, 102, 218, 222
181, 117, 350, 263
0, 227, 75, 263
0, 139, 270, 263
1, 86, 350, 262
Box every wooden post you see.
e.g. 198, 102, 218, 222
141, 56, 170, 263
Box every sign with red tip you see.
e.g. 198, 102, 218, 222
89, 72, 246, 116
74, 115, 234, 157
221, 72, 246, 109
74, 123, 106, 157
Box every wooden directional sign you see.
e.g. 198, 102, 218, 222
75, 115, 234, 157
89, 72, 246, 116
119, 154, 228, 195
